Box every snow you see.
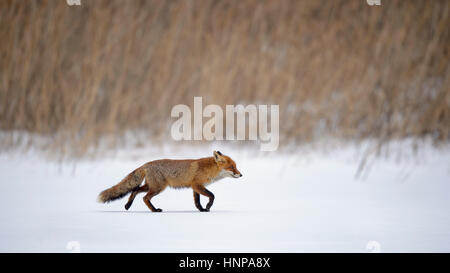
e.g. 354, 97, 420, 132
0, 142, 449, 252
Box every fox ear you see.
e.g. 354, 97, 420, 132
213, 151, 224, 162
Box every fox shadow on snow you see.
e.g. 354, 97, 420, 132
96, 210, 236, 214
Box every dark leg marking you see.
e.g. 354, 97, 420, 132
125, 184, 148, 210
193, 191, 207, 212
193, 185, 215, 212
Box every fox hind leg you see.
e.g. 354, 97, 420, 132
125, 184, 148, 210
143, 186, 164, 212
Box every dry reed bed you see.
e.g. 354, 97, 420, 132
0, 0, 449, 157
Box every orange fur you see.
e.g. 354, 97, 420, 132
97, 151, 242, 212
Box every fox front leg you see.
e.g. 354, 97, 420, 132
193, 192, 207, 212
193, 185, 215, 212
204, 189, 215, 211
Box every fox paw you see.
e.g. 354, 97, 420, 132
153, 208, 163, 212
124, 203, 131, 210
200, 208, 210, 212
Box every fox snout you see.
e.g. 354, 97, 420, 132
231, 168, 242, 178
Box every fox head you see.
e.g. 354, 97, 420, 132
213, 151, 242, 178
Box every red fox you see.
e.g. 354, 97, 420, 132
97, 151, 242, 212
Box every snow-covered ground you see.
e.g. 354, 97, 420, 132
0, 142, 449, 252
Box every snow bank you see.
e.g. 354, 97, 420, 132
0, 142, 449, 252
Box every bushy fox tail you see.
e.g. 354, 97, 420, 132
97, 167, 146, 203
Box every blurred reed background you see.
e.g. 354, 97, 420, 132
0, 0, 449, 157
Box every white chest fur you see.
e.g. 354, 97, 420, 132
210, 169, 232, 182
